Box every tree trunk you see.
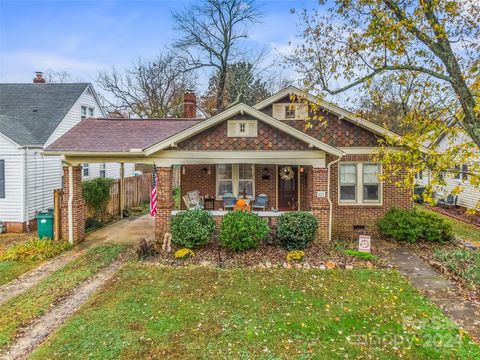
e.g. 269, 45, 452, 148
216, 66, 228, 111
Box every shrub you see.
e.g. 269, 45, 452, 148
82, 178, 112, 220
277, 211, 318, 250
174, 248, 195, 260
0, 238, 72, 263
286, 250, 305, 262
344, 250, 378, 261
378, 207, 453, 243
136, 239, 157, 260
171, 210, 215, 248
219, 211, 269, 251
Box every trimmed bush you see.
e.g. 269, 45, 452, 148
277, 211, 318, 250
378, 207, 453, 243
219, 211, 269, 251
171, 210, 215, 248
82, 178, 112, 220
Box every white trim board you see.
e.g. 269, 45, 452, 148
144, 103, 343, 157
253, 86, 402, 142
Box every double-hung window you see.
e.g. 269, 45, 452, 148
339, 163, 381, 204
339, 164, 357, 202
0, 160, 5, 199
82, 163, 89, 177
81, 106, 94, 120
217, 164, 233, 197
217, 164, 255, 199
99, 163, 106, 178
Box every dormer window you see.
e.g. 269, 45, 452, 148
239, 123, 246, 133
285, 105, 295, 119
227, 120, 257, 137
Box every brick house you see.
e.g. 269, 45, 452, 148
45, 87, 412, 244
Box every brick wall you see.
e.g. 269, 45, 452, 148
155, 166, 173, 241
311, 167, 330, 242
3, 219, 37, 233
254, 165, 276, 210
328, 154, 413, 240
61, 166, 86, 244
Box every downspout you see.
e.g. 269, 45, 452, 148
327, 154, 343, 242
24, 148, 30, 232
68, 165, 74, 244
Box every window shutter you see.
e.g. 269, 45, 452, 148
296, 104, 308, 119
0, 160, 5, 199
227, 121, 237, 137
247, 121, 257, 137
272, 104, 284, 119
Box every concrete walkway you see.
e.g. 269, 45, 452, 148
386, 247, 480, 341
81, 214, 154, 249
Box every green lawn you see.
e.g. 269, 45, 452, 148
0, 261, 37, 286
31, 265, 479, 359
416, 204, 480, 244
0, 244, 125, 349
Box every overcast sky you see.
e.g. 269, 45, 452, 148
0, 0, 321, 90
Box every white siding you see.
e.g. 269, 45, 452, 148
25, 151, 63, 219
0, 134, 26, 222
81, 162, 135, 180
44, 86, 104, 147
433, 132, 480, 209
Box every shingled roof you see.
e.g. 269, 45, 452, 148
0, 83, 90, 146
46, 118, 202, 153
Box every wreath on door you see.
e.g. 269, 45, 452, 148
279, 166, 295, 181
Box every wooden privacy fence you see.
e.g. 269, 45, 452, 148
101, 173, 152, 216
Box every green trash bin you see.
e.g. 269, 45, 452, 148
37, 210, 54, 240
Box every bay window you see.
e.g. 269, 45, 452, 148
339, 163, 381, 204
217, 164, 255, 199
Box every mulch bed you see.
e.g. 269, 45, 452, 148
146, 239, 390, 270
427, 205, 480, 228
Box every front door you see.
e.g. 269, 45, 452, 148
278, 165, 298, 210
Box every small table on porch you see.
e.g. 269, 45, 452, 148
203, 197, 215, 210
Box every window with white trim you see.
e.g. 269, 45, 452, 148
339, 163, 381, 204
99, 163, 106, 178
216, 164, 255, 198
227, 120, 257, 137
81, 106, 94, 120
82, 163, 89, 177
285, 105, 295, 119
217, 164, 233, 197
0, 160, 5, 199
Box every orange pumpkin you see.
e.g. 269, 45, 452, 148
236, 199, 246, 207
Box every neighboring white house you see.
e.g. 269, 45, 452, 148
0, 78, 134, 232
415, 127, 479, 210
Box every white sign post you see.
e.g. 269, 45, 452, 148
358, 235, 371, 253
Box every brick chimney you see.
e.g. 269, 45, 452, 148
183, 90, 196, 118
33, 71, 45, 83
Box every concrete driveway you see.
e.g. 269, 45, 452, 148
81, 214, 155, 249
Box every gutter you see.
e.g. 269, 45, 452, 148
327, 154, 343, 241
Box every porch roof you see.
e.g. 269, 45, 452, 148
46, 118, 202, 152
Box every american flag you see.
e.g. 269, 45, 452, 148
150, 164, 157, 216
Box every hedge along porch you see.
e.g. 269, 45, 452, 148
45, 87, 414, 245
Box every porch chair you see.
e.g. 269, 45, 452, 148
437, 194, 458, 208
252, 194, 268, 211
222, 193, 236, 210
183, 190, 204, 210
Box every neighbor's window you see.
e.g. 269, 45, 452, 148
462, 164, 468, 181
217, 164, 233, 197
0, 160, 5, 199
238, 164, 254, 198
453, 164, 461, 180
82, 163, 89, 177
285, 105, 295, 119
363, 164, 381, 202
339, 163, 381, 204
99, 163, 106, 178
339, 164, 357, 202
81, 106, 94, 120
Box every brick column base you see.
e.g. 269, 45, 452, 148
155, 166, 173, 241
61, 166, 86, 244
311, 167, 330, 242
